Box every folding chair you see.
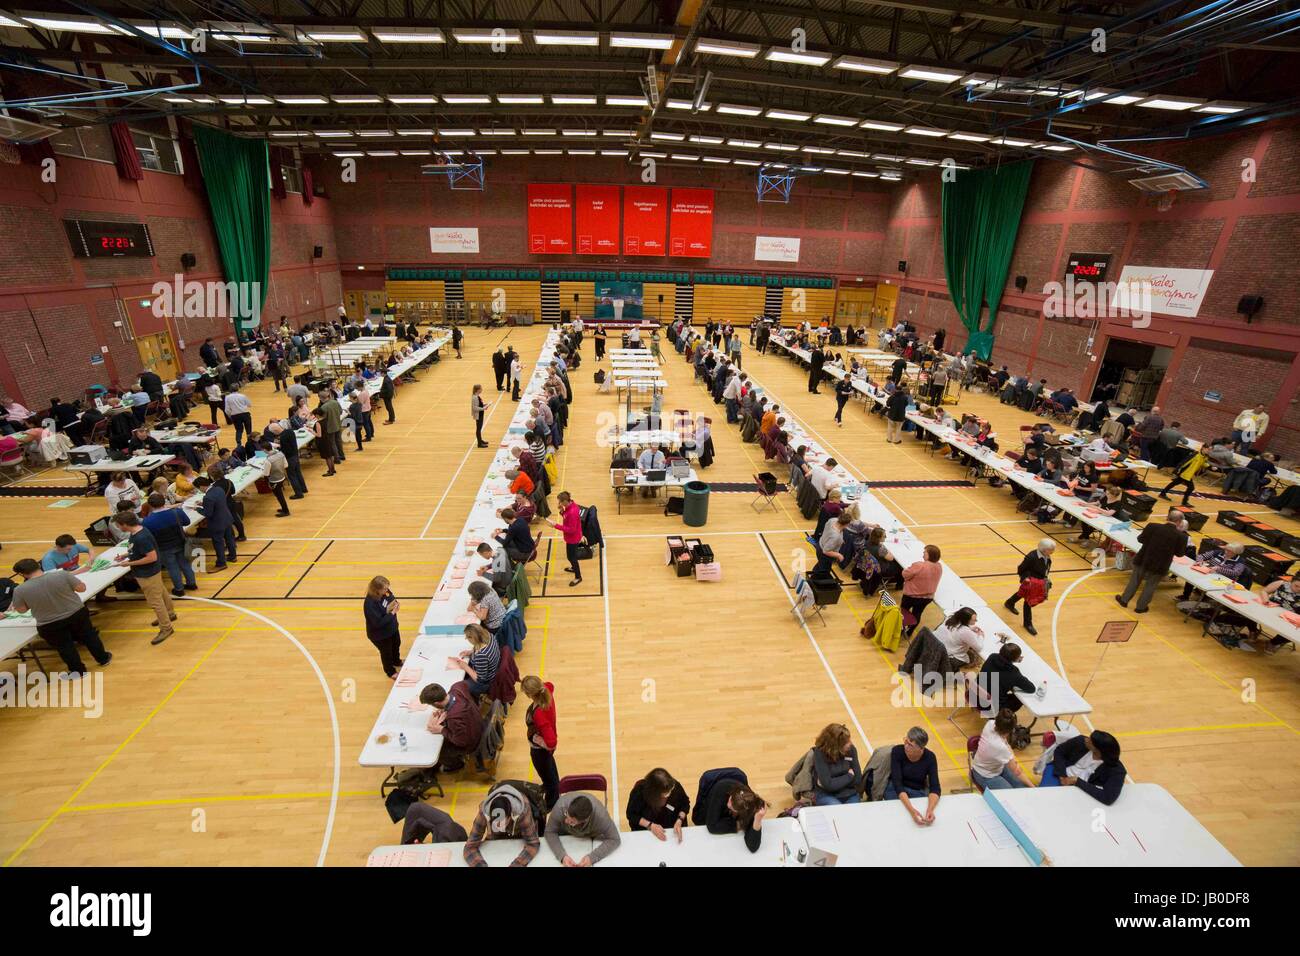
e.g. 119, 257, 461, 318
558, 773, 610, 810
965, 736, 984, 793
525, 530, 547, 584
751, 472, 779, 513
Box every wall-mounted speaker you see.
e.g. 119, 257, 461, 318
180, 252, 196, 270
1237, 294, 1263, 321
573, 293, 580, 302
897, 259, 908, 274
312, 245, 323, 259
1014, 275, 1028, 292
658, 294, 664, 303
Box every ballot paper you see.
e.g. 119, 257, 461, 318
801, 810, 839, 846
367, 847, 452, 867
977, 813, 1020, 850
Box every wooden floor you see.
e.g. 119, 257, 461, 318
2, 325, 1297, 867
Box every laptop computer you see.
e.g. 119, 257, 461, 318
646, 469, 667, 482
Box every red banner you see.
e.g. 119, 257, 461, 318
622, 185, 668, 256
527, 183, 573, 255
574, 185, 621, 256
669, 188, 714, 258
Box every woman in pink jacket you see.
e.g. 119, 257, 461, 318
549, 491, 585, 587
901, 544, 943, 635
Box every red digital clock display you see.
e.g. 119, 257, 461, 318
1064, 252, 1111, 283
64, 219, 154, 258
100, 236, 135, 250
1071, 264, 1104, 277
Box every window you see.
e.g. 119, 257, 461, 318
281, 163, 303, 194
50, 125, 115, 163
130, 129, 180, 173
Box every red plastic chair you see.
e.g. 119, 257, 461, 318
967, 736, 984, 793
558, 773, 609, 810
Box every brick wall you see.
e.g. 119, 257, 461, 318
0, 151, 343, 406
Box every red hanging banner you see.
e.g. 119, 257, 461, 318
622, 185, 668, 256
669, 188, 714, 258
527, 183, 573, 254
575, 184, 621, 255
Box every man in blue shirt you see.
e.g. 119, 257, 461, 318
142, 494, 197, 596
41, 535, 90, 573
112, 511, 177, 645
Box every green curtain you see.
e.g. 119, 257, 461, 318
941, 161, 1033, 360
193, 126, 271, 333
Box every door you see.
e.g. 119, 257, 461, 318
135, 331, 179, 382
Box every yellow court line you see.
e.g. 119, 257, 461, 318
67, 790, 375, 812
1119, 721, 1286, 738
311, 445, 402, 539
3, 615, 244, 867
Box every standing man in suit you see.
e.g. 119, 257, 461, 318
1003, 539, 1056, 635
378, 371, 396, 425
1115, 513, 1188, 613
270, 421, 308, 498
808, 345, 826, 394
194, 476, 237, 570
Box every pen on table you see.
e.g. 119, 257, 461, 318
832, 819, 840, 840
967, 821, 979, 843
1132, 830, 1147, 853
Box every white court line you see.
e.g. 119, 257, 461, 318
1049, 568, 1105, 736
600, 545, 621, 814
180, 595, 340, 866
418, 396, 509, 539
757, 532, 874, 754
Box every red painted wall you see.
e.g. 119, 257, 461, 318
0, 151, 343, 408
879, 120, 1300, 458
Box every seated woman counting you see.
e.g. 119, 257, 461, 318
971, 709, 1034, 791
932, 606, 984, 667
448, 623, 499, 698
704, 779, 767, 853
811, 723, 863, 806
888, 726, 941, 826
626, 768, 691, 842
1040, 729, 1125, 804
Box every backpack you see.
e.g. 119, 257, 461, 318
0, 576, 14, 613
489, 779, 548, 833
1010, 724, 1032, 751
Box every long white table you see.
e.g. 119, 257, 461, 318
359, 331, 558, 777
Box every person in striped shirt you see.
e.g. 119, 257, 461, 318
450, 622, 499, 697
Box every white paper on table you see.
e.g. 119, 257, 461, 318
977, 813, 1019, 850
802, 811, 839, 846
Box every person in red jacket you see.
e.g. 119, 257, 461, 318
522, 674, 559, 809
549, 491, 585, 586
421, 680, 483, 772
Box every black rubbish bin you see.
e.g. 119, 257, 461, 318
683, 480, 710, 527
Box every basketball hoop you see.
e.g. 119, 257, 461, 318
1156, 189, 1175, 212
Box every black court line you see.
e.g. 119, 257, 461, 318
868, 479, 976, 489
758, 532, 795, 590
537, 538, 607, 599
0, 485, 88, 498
284, 540, 334, 599
209, 540, 275, 601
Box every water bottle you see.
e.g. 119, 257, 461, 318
1036, 680, 1047, 700
398, 732, 408, 751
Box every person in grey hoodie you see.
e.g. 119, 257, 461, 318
544, 793, 621, 867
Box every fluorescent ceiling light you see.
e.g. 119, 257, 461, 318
650, 132, 685, 141
303, 28, 366, 42
833, 55, 898, 74
479, 128, 516, 135
188, 96, 216, 103
442, 94, 491, 104
244, 97, 272, 105
716, 103, 761, 116
990, 136, 1034, 147
689, 135, 723, 144
356, 130, 393, 137
899, 65, 964, 83
163, 97, 192, 104
372, 28, 444, 43
500, 149, 531, 155
671, 154, 699, 161
561, 129, 597, 137
906, 158, 938, 166
814, 114, 859, 126
602, 130, 634, 137
860, 120, 905, 132
471, 149, 496, 155
1137, 95, 1203, 111
801, 146, 834, 154
852, 171, 879, 178
568, 149, 596, 155
333, 95, 383, 104
269, 131, 306, 137
904, 126, 948, 137
836, 149, 870, 158
438, 129, 475, 136
399, 150, 432, 155
948, 131, 990, 142
453, 29, 521, 43
333, 152, 364, 157
315, 130, 353, 137
640, 151, 667, 158
276, 95, 328, 105
366, 151, 398, 157
666, 99, 697, 110
387, 95, 438, 104
764, 142, 798, 151
734, 159, 761, 166
962, 73, 997, 86
440, 150, 464, 156
873, 153, 903, 162
533, 30, 599, 46
497, 94, 545, 104
396, 129, 436, 136
127, 22, 194, 39
694, 38, 761, 57
822, 167, 850, 175
766, 108, 812, 122
799, 166, 822, 173
533, 149, 562, 155
766, 48, 831, 67
605, 95, 648, 106
218, 96, 251, 104
727, 138, 762, 148
551, 94, 597, 105
1101, 92, 1144, 105
703, 156, 731, 163
522, 129, 557, 136
21, 15, 120, 34
1039, 143, 1074, 152
600, 149, 629, 156
610, 32, 674, 49
1196, 100, 1250, 114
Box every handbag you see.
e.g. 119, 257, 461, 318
571, 542, 594, 561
